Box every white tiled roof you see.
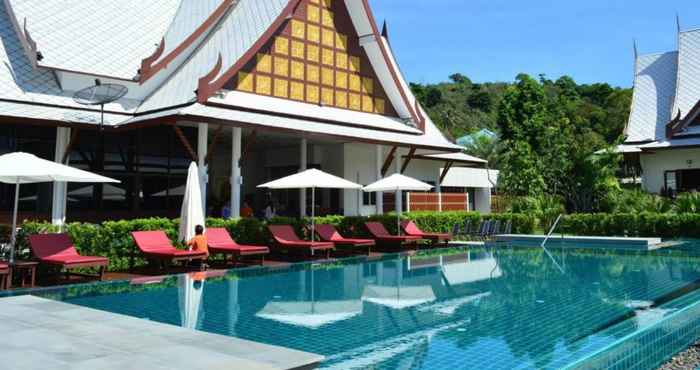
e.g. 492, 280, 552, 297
418, 152, 487, 164
210, 91, 422, 135
8, 0, 180, 79
0, 2, 139, 121
178, 103, 463, 151
625, 52, 678, 142
638, 137, 700, 150
138, 0, 288, 112
672, 29, 700, 119
157, 0, 228, 61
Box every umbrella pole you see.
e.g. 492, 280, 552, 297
9, 182, 19, 264
311, 187, 315, 242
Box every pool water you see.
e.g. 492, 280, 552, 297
25, 244, 700, 369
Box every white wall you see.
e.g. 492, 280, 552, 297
474, 188, 491, 214
640, 148, 700, 193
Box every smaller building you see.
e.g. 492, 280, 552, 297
621, 25, 700, 194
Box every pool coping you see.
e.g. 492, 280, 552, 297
0, 295, 324, 370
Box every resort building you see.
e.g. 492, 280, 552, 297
622, 25, 700, 194
0, 0, 491, 224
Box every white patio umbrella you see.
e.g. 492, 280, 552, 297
257, 168, 362, 241
178, 162, 205, 243
363, 174, 433, 234
0, 152, 119, 262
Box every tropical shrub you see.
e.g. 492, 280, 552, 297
674, 192, 700, 213
560, 213, 700, 239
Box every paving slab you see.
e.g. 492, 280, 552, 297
0, 295, 323, 370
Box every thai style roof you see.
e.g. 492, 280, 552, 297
626, 27, 700, 148
0, 0, 464, 153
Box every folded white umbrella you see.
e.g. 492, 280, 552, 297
258, 168, 362, 241
0, 152, 119, 262
179, 162, 205, 242
178, 273, 205, 330
363, 174, 433, 234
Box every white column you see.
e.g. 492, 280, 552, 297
231, 127, 242, 219
52, 127, 71, 225
299, 138, 307, 218
197, 123, 208, 216
436, 171, 442, 212
375, 145, 383, 215
395, 148, 402, 214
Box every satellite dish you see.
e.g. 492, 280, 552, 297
73, 79, 128, 130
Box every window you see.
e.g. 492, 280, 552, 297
362, 190, 376, 206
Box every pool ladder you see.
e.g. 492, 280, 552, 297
541, 214, 565, 273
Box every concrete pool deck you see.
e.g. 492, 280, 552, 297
0, 295, 323, 370
493, 234, 664, 250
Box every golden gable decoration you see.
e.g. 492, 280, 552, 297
229, 0, 395, 116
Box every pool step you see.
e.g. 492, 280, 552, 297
493, 234, 663, 250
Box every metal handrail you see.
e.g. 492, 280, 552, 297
541, 214, 565, 273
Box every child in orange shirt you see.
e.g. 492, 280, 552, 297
187, 225, 209, 269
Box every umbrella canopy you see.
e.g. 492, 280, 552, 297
258, 168, 362, 190
0, 152, 119, 184
256, 300, 362, 329
362, 173, 433, 193
363, 174, 432, 234
258, 169, 361, 241
362, 285, 436, 309
0, 152, 119, 262
178, 162, 205, 242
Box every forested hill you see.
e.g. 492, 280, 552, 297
410, 73, 632, 145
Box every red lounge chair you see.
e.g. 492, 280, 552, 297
206, 228, 269, 265
28, 234, 108, 280
268, 225, 334, 259
401, 220, 452, 245
315, 224, 375, 255
131, 231, 207, 269
365, 222, 421, 248
0, 262, 9, 289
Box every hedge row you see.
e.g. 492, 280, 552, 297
16, 211, 535, 272
560, 213, 700, 239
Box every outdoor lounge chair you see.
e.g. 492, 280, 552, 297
315, 224, 375, 255
503, 220, 513, 234
267, 225, 334, 259
206, 228, 269, 265
401, 220, 451, 245
365, 222, 421, 249
28, 233, 108, 280
0, 262, 9, 289
131, 231, 207, 269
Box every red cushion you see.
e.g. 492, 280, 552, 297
206, 228, 238, 247
268, 225, 304, 243
333, 238, 376, 246
208, 244, 269, 255
131, 231, 177, 253
43, 255, 108, 266
28, 234, 80, 260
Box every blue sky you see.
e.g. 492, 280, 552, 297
370, 0, 700, 87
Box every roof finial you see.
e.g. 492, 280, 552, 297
633, 39, 638, 60
381, 20, 389, 41
677, 13, 682, 33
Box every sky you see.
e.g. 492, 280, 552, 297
370, 0, 700, 88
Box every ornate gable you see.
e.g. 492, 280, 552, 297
222, 0, 397, 117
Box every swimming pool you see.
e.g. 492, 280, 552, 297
14, 243, 700, 369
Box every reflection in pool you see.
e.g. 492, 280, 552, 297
33, 245, 700, 369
